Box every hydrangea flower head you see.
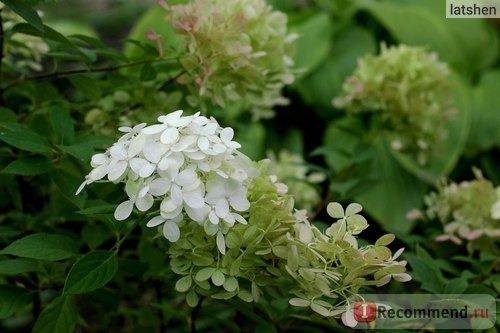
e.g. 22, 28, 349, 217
166, 0, 296, 119
333, 44, 454, 165
419, 169, 500, 245
77, 110, 256, 247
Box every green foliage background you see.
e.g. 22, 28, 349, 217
0, 0, 499, 332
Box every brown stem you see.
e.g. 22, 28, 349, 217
2, 57, 176, 91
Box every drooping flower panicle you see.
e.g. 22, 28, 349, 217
77, 110, 256, 246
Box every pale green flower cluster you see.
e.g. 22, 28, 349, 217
267, 150, 325, 211
333, 44, 454, 165
420, 169, 500, 245
169, 161, 410, 316
0, 5, 49, 72
166, 0, 296, 119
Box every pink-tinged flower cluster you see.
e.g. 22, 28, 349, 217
165, 0, 296, 119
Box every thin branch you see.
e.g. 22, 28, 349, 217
2, 57, 176, 91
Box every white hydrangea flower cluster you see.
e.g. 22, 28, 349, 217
77, 110, 256, 245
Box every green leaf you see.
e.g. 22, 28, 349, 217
355, 138, 426, 234
0, 285, 31, 319
0, 127, 52, 153
50, 107, 75, 144
405, 246, 445, 294
296, 26, 376, 113
68, 75, 102, 101
0, 258, 39, 275
289, 12, 333, 78
1, 0, 44, 32
0, 233, 80, 261
32, 296, 77, 333
140, 63, 157, 81
444, 278, 468, 294
467, 70, 500, 153
50, 169, 85, 207
64, 250, 118, 294
12, 23, 77, 50
359, 0, 464, 69
2, 155, 53, 175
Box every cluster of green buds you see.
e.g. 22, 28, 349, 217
0, 5, 49, 73
333, 44, 454, 165
267, 150, 325, 211
415, 169, 500, 245
164, 0, 296, 119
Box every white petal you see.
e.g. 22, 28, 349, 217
160, 127, 179, 145
114, 200, 134, 221
171, 184, 183, 206
186, 151, 207, 161
341, 311, 357, 328
130, 158, 150, 175
135, 193, 154, 212
161, 198, 177, 213
108, 161, 128, 181
392, 247, 405, 260
176, 169, 197, 186
142, 124, 166, 135
185, 204, 209, 222
149, 178, 171, 196
229, 190, 250, 211
183, 191, 205, 209
223, 213, 235, 225
163, 221, 180, 242
138, 185, 149, 198
233, 213, 247, 224
88, 164, 108, 181
220, 127, 234, 141
171, 135, 197, 152
215, 199, 229, 218
226, 141, 241, 149
209, 210, 219, 224
213, 143, 226, 154
393, 273, 412, 282
144, 141, 167, 164
197, 136, 209, 151
146, 216, 165, 227
138, 163, 156, 178
91, 153, 107, 165
160, 110, 183, 125
200, 122, 217, 135
128, 134, 146, 158
110, 144, 127, 160
161, 205, 182, 219
75, 180, 88, 195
